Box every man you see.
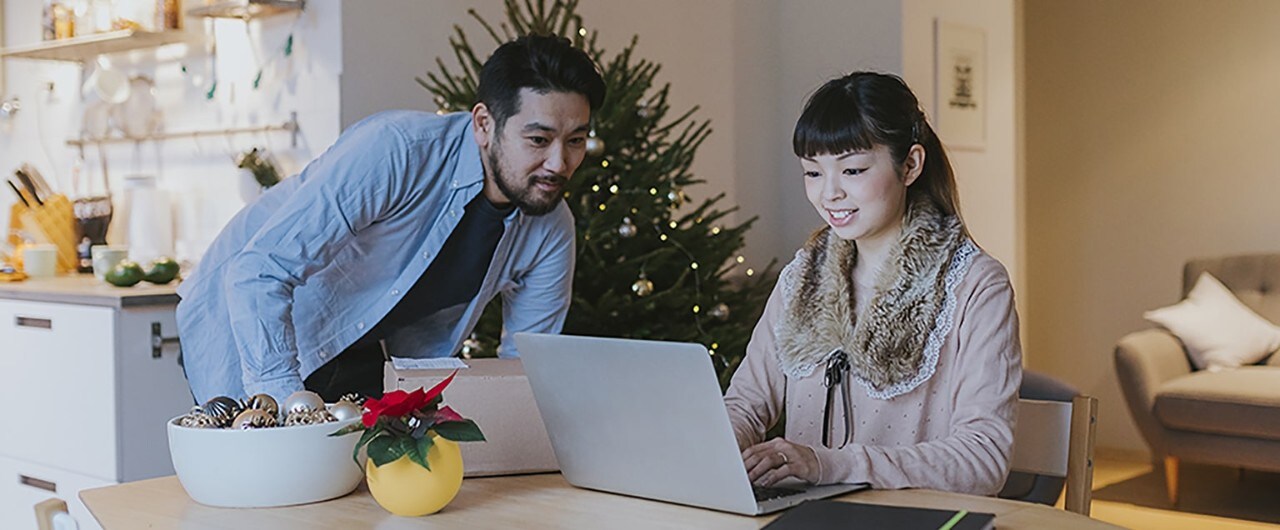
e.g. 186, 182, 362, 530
177, 35, 606, 404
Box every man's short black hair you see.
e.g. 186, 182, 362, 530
476, 35, 606, 129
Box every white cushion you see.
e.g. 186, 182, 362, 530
1144, 272, 1280, 371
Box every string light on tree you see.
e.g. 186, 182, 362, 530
418, 0, 776, 388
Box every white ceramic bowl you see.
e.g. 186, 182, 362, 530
167, 411, 364, 508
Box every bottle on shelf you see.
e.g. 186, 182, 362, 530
43, 1, 57, 40
156, 0, 183, 31
52, 2, 76, 40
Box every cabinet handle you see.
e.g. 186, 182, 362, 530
15, 316, 53, 329
152, 322, 182, 359
19, 474, 57, 492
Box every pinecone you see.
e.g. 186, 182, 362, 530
338, 393, 365, 407
178, 407, 221, 429
284, 409, 337, 426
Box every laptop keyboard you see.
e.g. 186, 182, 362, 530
752, 485, 805, 502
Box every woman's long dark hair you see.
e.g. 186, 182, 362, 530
793, 72, 963, 225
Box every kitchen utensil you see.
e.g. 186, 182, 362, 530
70, 153, 114, 270
6, 179, 31, 207
119, 175, 172, 266
13, 168, 43, 206
82, 59, 131, 104
91, 245, 128, 280
23, 244, 57, 278
9, 194, 78, 272
83, 100, 112, 139
113, 76, 160, 139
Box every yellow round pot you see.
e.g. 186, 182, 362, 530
365, 436, 463, 516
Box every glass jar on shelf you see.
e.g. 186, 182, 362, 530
156, 0, 183, 31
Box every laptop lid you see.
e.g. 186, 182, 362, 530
515, 332, 763, 515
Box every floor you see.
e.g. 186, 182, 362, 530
1078, 456, 1280, 530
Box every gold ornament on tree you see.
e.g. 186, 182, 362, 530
668, 187, 687, 208
631, 273, 654, 297
709, 302, 731, 321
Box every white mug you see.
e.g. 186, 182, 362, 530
23, 245, 57, 278
91, 245, 129, 281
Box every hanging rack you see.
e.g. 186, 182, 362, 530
66, 111, 299, 149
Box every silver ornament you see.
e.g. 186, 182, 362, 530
283, 390, 325, 415
618, 217, 637, 238
231, 409, 278, 429
709, 302, 731, 321
586, 136, 605, 157
201, 396, 243, 427
178, 407, 220, 429
244, 393, 279, 418
632, 277, 654, 297
330, 401, 362, 422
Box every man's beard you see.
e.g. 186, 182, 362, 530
487, 141, 566, 216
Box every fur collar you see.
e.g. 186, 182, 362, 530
775, 198, 967, 397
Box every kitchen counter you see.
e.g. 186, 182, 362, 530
0, 275, 179, 308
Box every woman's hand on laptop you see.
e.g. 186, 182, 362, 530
742, 438, 819, 486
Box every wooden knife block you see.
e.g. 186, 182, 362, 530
8, 195, 78, 273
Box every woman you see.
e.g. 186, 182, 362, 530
724, 72, 1022, 496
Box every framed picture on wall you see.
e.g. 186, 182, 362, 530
934, 20, 985, 151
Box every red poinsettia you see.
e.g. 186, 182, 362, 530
331, 370, 484, 470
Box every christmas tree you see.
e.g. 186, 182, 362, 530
418, 0, 776, 387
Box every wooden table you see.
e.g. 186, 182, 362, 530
81, 474, 1123, 529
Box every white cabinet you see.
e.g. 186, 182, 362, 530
0, 296, 191, 530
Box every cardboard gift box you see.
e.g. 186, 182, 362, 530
383, 358, 559, 477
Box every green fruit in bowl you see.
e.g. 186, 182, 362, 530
144, 257, 180, 284
105, 261, 145, 287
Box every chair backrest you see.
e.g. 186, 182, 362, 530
1007, 396, 1098, 515
1184, 254, 1280, 366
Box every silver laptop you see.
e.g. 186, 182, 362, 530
514, 332, 867, 515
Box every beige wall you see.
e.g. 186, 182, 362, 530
1024, 0, 1280, 454
903, 0, 1021, 298
340, 0, 907, 268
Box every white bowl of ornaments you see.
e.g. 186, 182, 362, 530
167, 390, 367, 508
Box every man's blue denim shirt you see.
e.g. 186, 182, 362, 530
177, 111, 575, 403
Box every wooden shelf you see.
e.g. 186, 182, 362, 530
1, 30, 199, 63
66, 112, 300, 149
187, 0, 306, 20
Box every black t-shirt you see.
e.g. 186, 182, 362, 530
346, 192, 513, 352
